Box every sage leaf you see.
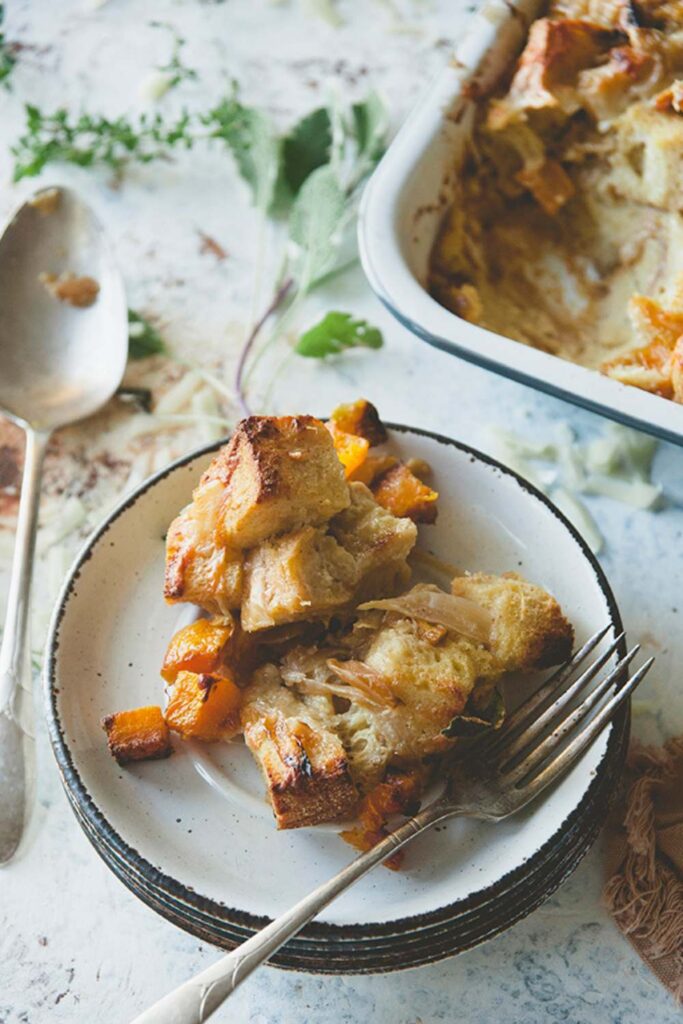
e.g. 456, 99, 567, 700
288, 164, 346, 291
281, 107, 332, 195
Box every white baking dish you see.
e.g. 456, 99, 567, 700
358, 0, 683, 446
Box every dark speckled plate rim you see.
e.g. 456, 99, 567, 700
67, 749, 623, 972
43, 423, 628, 953
71, 692, 624, 956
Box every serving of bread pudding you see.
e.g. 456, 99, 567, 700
103, 402, 574, 862
430, 0, 683, 403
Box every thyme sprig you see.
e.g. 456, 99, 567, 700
150, 21, 198, 91
12, 106, 195, 181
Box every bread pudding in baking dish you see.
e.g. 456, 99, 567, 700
103, 402, 574, 864
430, 0, 683, 402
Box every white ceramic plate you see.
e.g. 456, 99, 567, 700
44, 425, 627, 966
358, 0, 683, 447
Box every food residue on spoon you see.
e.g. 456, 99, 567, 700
29, 188, 61, 216
39, 271, 100, 308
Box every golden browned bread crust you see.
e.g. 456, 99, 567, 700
208, 415, 350, 550
164, 478, 243, 614
241, 669, 358, 828
451, 572, 574, 671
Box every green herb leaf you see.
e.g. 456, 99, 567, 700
295, 311, 383, 358
281, 107, 332, 196
0, 3, 16, 89
352, 91, 388, 165
288, 165, 347, 291
204, 94, 280, 212
128, 309, 166, 360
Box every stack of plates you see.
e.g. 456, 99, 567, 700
45, 427, 628, 973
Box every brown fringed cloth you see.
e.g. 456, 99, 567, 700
604, 738, 683, 1002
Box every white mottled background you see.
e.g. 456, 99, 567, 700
1, 1, 682, 1021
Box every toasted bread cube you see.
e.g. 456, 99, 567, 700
242, 667, 358, 827
451, 572, 574, 671
102, 706, 172, 765
329, 482, 416, 601
204, 416, 350, 549
161, 616, 235, 683
364, 620, 498, 738
164, 671, 242, 741
330, 399, 388, 446
327, 422, 370, 479
371, 463, 438, 523
164, 478, 243, 615
244, 712, 357, 827
241, 526, 357, 632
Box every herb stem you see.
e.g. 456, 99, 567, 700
234, 276, 294, 417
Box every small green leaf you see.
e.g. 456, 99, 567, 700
0, 2, 16, 90
288, 165, 346, 291
352, 91, 388, 164
441, 690, 505, 739
295, 311, 383, 359
205, 95, 281, 212
281, 107, 332, 195
128, 309, 166, 360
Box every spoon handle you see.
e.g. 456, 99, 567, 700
0, 426, 49, 865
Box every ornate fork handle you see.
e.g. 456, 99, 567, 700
131, 799, 455, 1024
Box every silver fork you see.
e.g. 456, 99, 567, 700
131, 628, 653, 1024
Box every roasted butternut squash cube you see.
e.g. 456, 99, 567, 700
102, 706, 172, 765
348, 453, 398, 486
204, 415, 350, 550
340, 767, 427, 869
161, 617, 235, 683
371, 463, 438, 523
164, 671, 242, 741
330, 399, 388, 446
326, 422, 370, 479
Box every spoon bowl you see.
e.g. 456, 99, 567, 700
0, 186, 127, 430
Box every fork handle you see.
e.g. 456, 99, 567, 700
131, 799, 455, 1024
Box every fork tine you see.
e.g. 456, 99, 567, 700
500, 646, 640, 784
515, 657, 654, 800
495, 634, 631, 766
482, 626, 615, 757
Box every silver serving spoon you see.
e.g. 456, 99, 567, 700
0, 186, 127, 864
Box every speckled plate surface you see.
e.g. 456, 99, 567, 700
44, 425, 628, 971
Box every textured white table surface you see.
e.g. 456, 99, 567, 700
1, 1, 683, 1022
